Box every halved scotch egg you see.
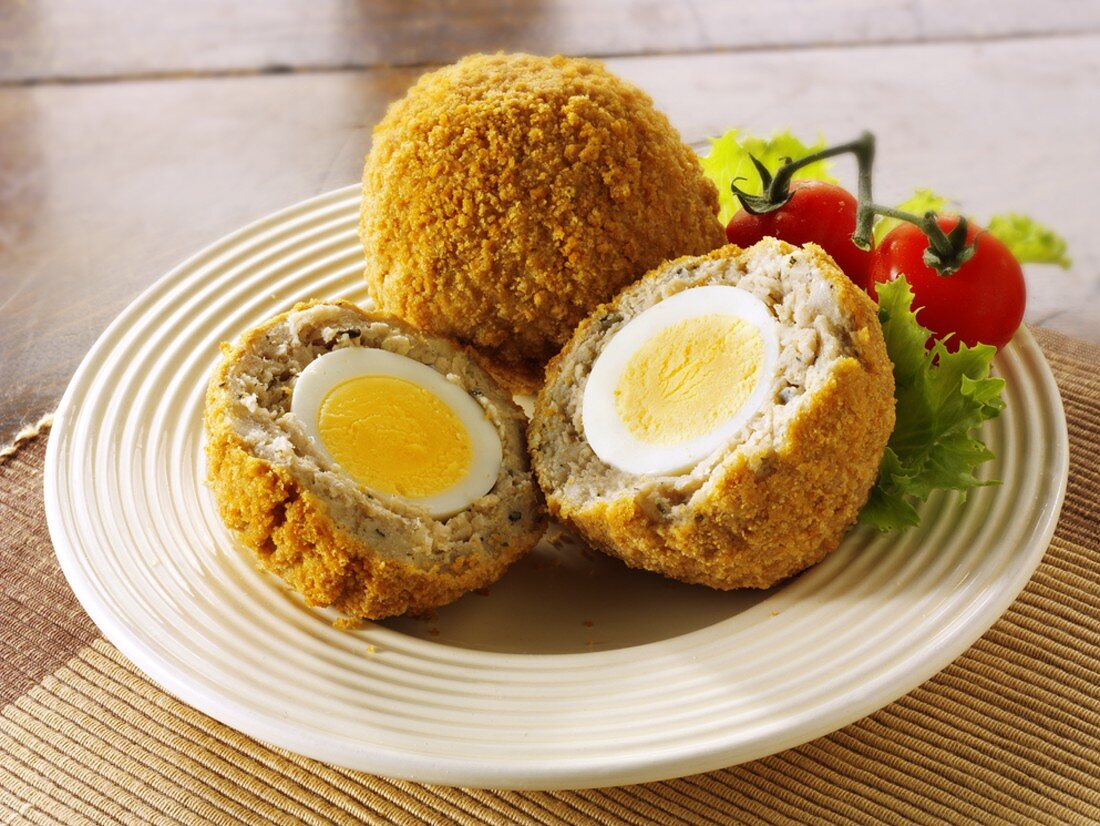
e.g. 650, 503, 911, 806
204, 300, 545, 620
528, 238, 896, 590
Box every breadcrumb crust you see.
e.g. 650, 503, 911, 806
359, 52, 726, 392
204, 431, 535, 617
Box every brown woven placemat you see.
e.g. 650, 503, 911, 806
1, 327, 1097, 825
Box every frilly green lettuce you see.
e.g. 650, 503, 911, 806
859, 277, 1006, 531
987, 213, 1071, 267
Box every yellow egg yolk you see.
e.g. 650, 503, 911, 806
317, 375, 472, 499
615, 314, 763, 444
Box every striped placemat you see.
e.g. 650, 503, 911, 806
1, 327, 1097, 825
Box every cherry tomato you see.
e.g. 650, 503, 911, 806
725, 180, 872, 289
868, 216, 1025, 350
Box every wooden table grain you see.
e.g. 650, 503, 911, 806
1, 2, 1098, 446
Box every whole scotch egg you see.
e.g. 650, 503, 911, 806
359, 52, 726, 393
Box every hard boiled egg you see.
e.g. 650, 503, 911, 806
582, 285, 778, 475
291, 348, 502, 518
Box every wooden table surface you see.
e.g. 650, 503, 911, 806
2, 1, 1099, 446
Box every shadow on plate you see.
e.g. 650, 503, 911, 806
381, 525, 778, 655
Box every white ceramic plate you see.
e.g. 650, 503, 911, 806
45, 186, 1068, 790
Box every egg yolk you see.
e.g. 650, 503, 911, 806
615, 314, 763, 444
317, 375, 472, 499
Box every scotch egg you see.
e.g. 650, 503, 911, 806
529, 239, 896, 590
204, 300, 545, 620
291, 347, 503, 518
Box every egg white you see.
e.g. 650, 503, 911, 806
291, 347, 502, 518
581, 285, 778, 476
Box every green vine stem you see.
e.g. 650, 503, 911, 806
854, 204, 976, 275
731, 131, 977, 276
850, 137, 977, 276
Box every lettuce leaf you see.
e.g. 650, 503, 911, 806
700, 130, 837, 224
987, 213, 1072, 267
859, 276, 1006, 531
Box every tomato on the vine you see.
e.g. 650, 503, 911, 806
725, 180, 872, 289
868, 216, 1025, 351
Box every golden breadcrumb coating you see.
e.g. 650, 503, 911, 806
360, 52, 726, 392
204, 429, 533, 618
530, 241, 896, 590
